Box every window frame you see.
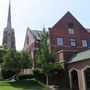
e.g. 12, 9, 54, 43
70, 38, 76, 46
82, 40, 88, 47
57, 38, 64, 46
68, 23, 75, 35
68, 28, 75, 34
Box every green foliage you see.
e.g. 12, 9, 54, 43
37, 31, 49, 66
42, 63, 62, 76
33, 68, 46, 83
19, 75, 34, 80
37, 30, 55, 66
36, 29, 62, 85
2, 49, 32, 73
0, 46, 7, 64
36, 30, 60, 71
33, 68, 44, 75
2, 70, 15, 79
20, 51, 32, 69
2, 49, 21, 73
0, 79, 45, 90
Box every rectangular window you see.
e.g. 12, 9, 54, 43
57, 38, 64, 46
68, 23, 75, 34
70, 39, 76, 46
82, 40, 88, 47
68, 28, 74, 34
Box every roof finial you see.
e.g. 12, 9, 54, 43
7, 0, 11, 28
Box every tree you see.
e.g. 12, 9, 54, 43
2, 49, 21, 73
37, 30, 49, 66
2, 49, 32, 80
20, 50, 32, 69
36, 29, 62, 86
0, 46, 7, 79
42, 63, 61, 86
0, 46, 7, 64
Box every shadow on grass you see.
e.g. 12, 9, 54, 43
8, 79, 45, 90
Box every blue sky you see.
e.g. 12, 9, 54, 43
0, 0, 90, 50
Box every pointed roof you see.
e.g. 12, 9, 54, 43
52, 11, 87, 32
7, 0, 11, 28
30, 30, 42, 40
27, 27, 43, 40
52, 11, 71, 28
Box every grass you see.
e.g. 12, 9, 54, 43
0, 79, 45, 90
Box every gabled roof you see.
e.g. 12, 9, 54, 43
27, 27, 42, 40
52, 11, 89, 33
68, 50, 90, 63
30, 30, 42, 40
52, 11, 75, 28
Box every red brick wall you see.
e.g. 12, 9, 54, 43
68, 59, 90, 90
68, 59, 90, 70
49, 12, 90, 63
49, 12, 90, 53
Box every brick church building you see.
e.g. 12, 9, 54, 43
24, 12, 90, 90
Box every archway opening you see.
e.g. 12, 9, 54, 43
71, 70, 79, 89
84, 68, 90, 89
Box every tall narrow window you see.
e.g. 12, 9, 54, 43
82, 40, 88, 47
68, 23, 75, 34
70, 39, 76, 46
57, 38, 64, 46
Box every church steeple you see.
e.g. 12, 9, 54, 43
7, 0, 11, 28
2, 0, 16, 49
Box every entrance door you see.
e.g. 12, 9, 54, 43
84, 68, 90, 90
71, 70, 79, 89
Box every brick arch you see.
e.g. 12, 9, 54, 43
69, 68, 79, 89
82, 65, 90, 90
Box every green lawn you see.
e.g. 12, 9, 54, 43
0, 79, 45, 90
0, 86, 44, 90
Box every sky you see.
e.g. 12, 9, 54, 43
0, 0, 90, 50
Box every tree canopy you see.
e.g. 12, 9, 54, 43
1, 48, 32, 74
2, 49, 21, 73
36, 29, 62, 86
0, 46, 7, 64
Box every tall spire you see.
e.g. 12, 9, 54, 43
3, 0, 16, 49
7, 0, 11, 28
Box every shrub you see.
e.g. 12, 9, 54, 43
19, 74, 34, 80
33, 68, 46, 83
2, 70, 15, 79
